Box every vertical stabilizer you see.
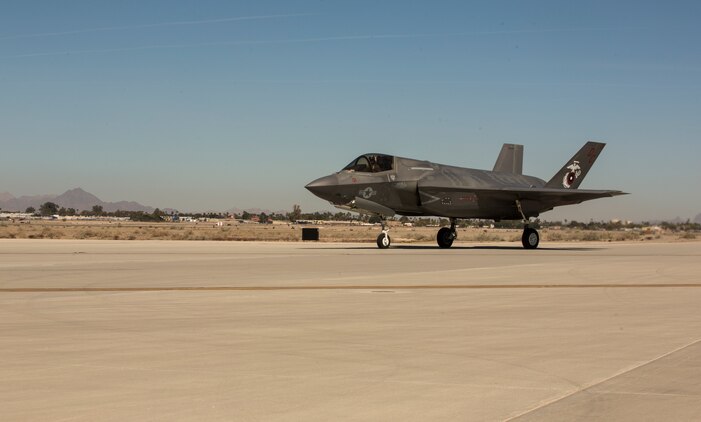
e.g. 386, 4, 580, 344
492, 143, 523, 174
545, 141, 606, 189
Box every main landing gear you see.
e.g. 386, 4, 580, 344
375, 202, 540, 249
522, 226, 539, 249
376, 219, 391, 249
437, 218, 458, 248
517, 200, 539, 249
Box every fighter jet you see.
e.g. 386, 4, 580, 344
305, 141, 626, 249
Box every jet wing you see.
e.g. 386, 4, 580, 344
480, 187, 626, 203
418, 181, 627, 207
419, 186, 627, 204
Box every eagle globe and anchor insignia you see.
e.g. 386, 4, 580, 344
562, 160, 582, 188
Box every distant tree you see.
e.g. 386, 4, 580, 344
58, 207, 67, 216
92, 205, 104, 215
300, 211, 333, 221
39, 202, 59, 216
333, 212, 354, 221
66, 208, 76, 216
368, 215, 383, 224
289, 204, 302, 222
25, 206, 36, 214
270, 213, 286, 221
242, 211, 251, 220
259, 212, 269, 224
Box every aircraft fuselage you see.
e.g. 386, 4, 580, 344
306, 155, 547, 220
305, 144, 625, 249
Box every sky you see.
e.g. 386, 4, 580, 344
1, 0, 700, 221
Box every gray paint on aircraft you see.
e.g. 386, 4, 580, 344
305, 141, 626, 248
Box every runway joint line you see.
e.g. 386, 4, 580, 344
2, 283, 701, 293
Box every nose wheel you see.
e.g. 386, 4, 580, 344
376, 220, 391, 249
376, 232, 391, 249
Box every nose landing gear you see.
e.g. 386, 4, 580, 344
376, 220, 391, 249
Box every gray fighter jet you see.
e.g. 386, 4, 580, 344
305, 142, 626, 249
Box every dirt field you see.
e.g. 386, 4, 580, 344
0, 220, 696, 243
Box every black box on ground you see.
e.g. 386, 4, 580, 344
301, 228, 319, 241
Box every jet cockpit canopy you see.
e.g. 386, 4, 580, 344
342, 154, 394, 173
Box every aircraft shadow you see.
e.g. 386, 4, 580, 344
305, 245, 603, 251
396, 245, 601, 251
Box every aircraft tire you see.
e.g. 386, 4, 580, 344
522, 228, 539, 249
377, 234, 391, 249
437, 227, 455, 248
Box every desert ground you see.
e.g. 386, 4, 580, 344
0, 219, 693, 243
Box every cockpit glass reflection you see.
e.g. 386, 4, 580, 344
342, 154, 394, 173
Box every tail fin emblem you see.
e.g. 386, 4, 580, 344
562, 161, 582, 188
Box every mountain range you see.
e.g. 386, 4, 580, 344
0, 188, 154, 213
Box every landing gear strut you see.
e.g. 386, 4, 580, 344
437, 218, 458, 248
376, 219, 391, 249
516, 200, 539, 249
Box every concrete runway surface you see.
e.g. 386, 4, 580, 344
1, 239, 701, 421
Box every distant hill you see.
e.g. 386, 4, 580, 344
0, 188, 154, 213
0, 192, 15, 202
0, 193, 55, 212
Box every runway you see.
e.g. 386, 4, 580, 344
1, 239, 700, 421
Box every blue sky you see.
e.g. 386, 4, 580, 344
1, 1, 699, 221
